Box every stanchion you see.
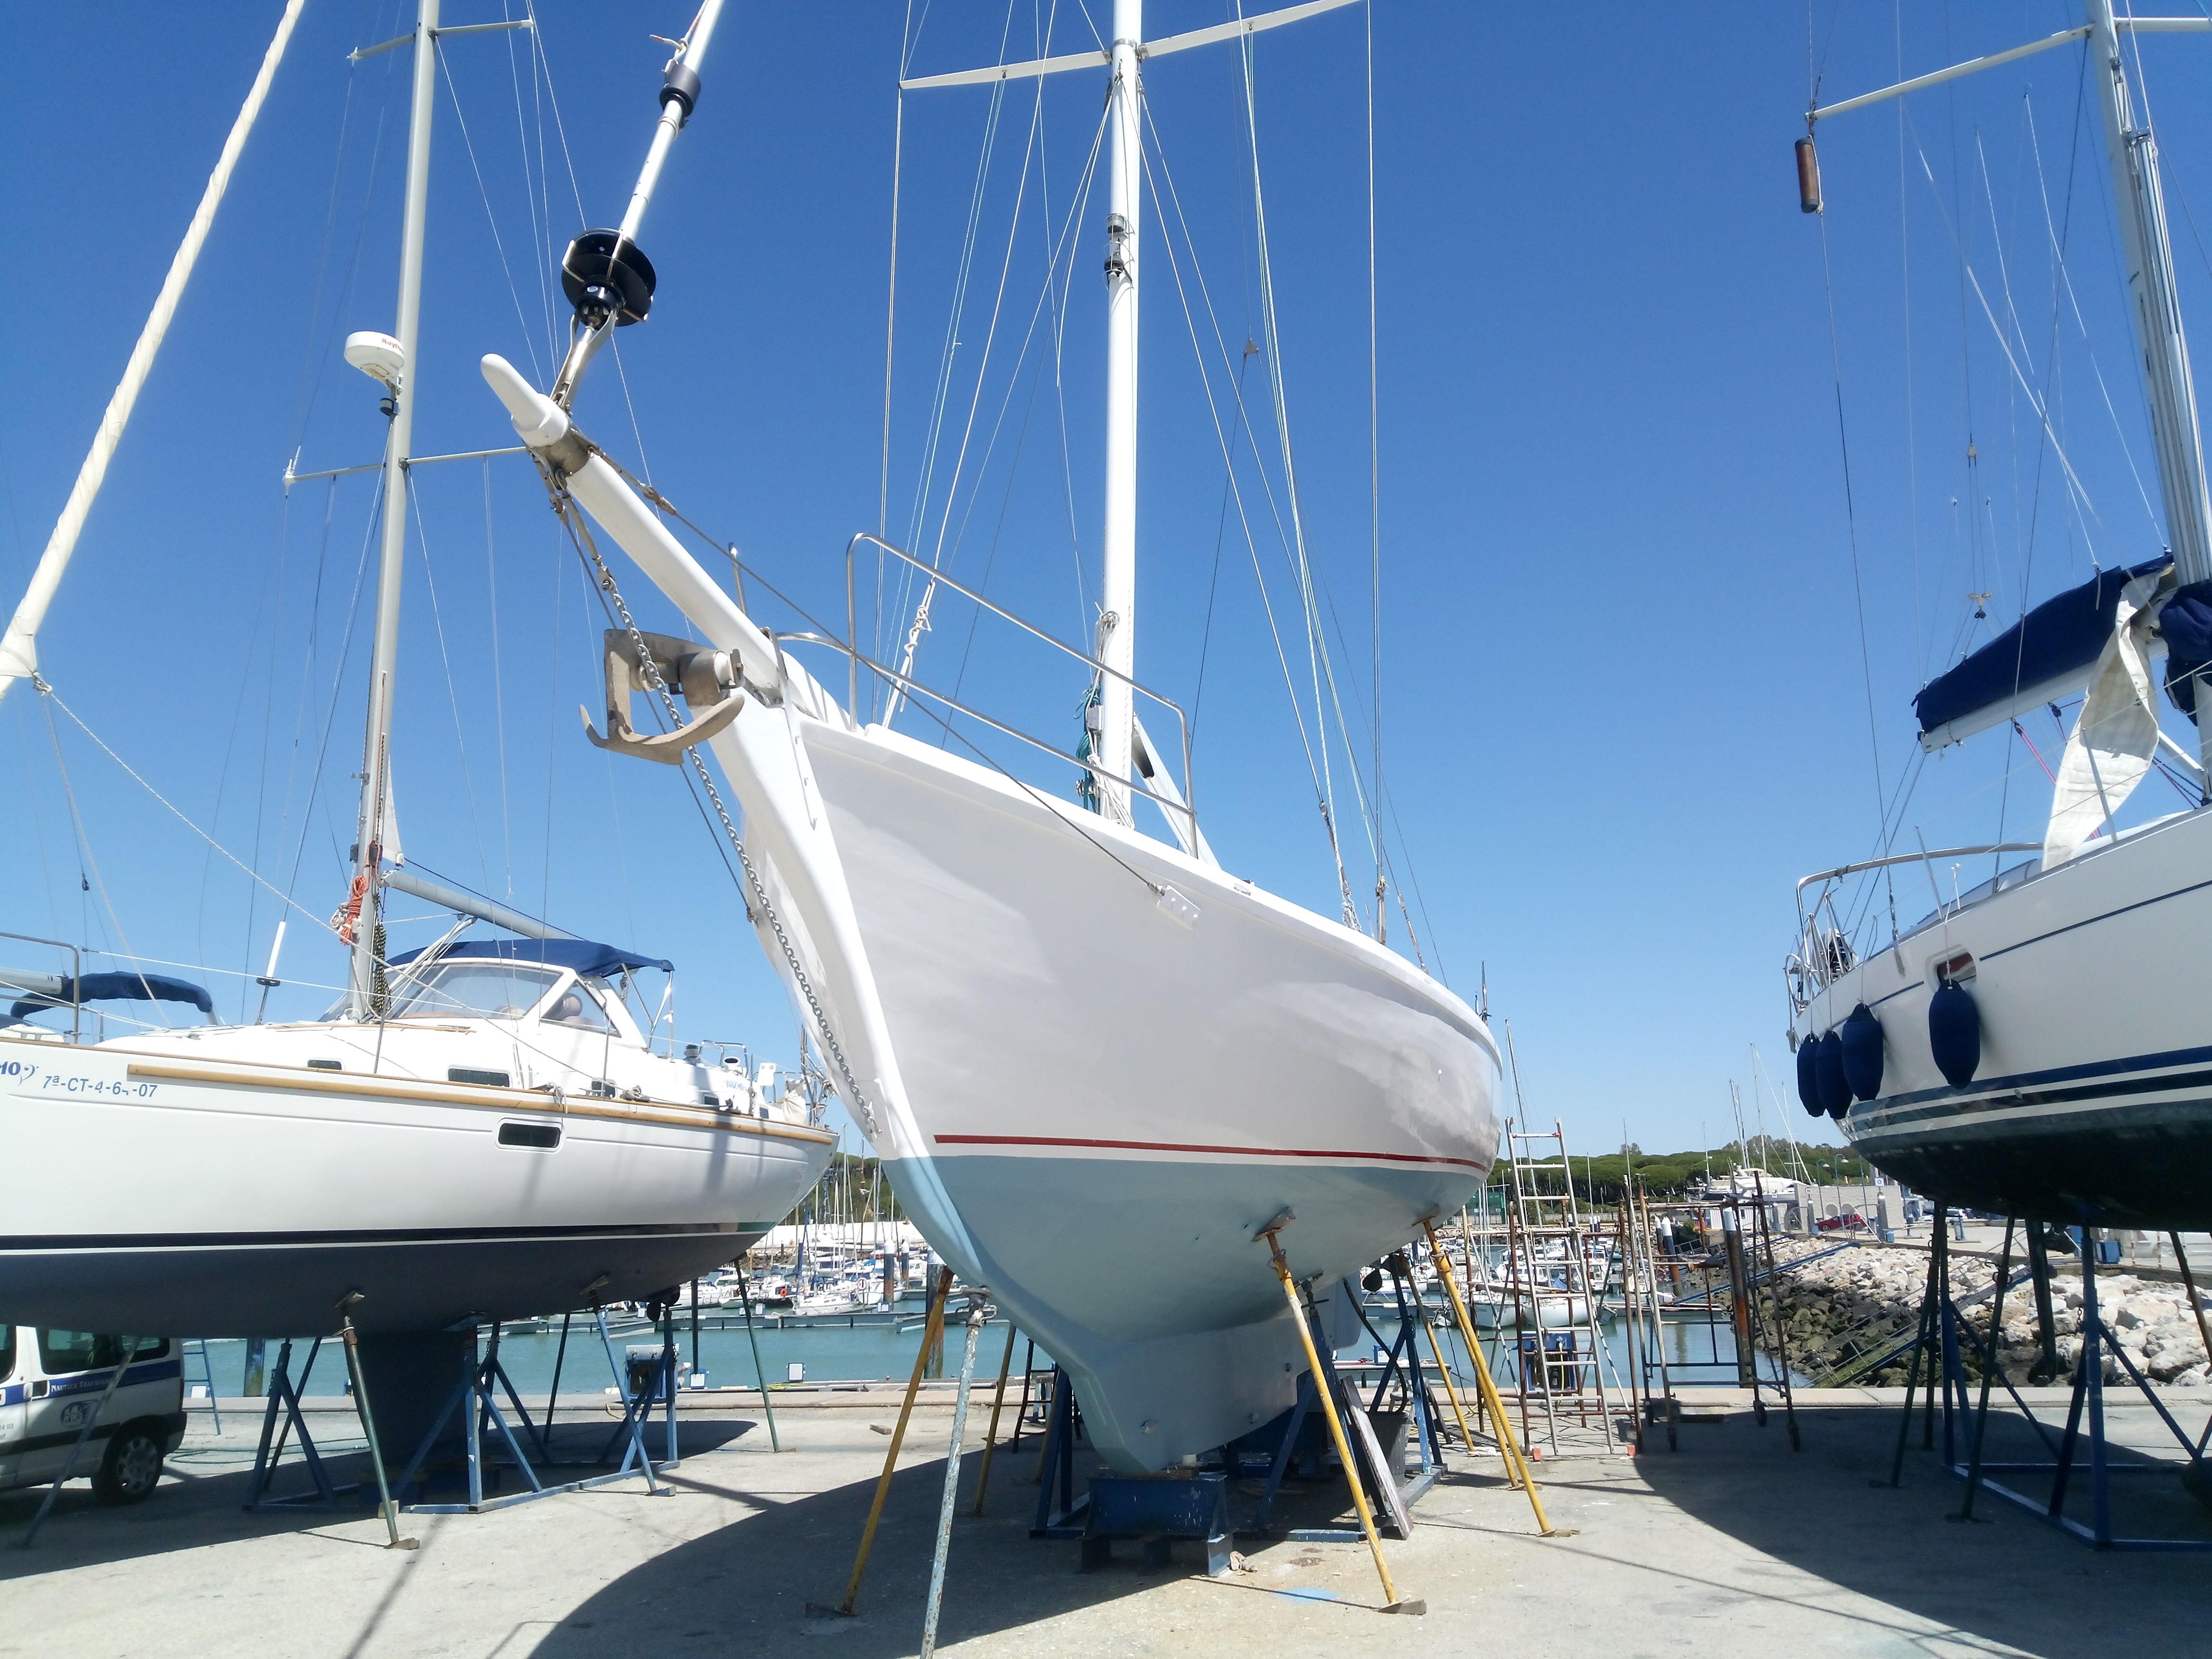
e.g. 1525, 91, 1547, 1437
1260, 1220, 1422, 1615
811, 1265, 954, 1619
1422, 1217, 1561, 1536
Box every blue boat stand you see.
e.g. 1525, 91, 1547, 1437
244, 1307, 675, 1517
1037, 1265, 1448, 1574
1925, 1222, 2212, 1552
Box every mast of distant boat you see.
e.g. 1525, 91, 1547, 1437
0, 1, 307, 707
335, 2, 553, 1015
341, 0, 440, 1016
1805, 3, 2212, 779
2082, 0, 2212, 778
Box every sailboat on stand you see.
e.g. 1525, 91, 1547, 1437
1785, 2, 2212, 1230
482, 0, 1501, 1471
0, 0, 835, 1339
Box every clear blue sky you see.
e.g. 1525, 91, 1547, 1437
7, 3, 2209, 1161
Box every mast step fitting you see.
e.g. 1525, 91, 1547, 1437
583, 628, 745, 766
562, 230, 657, 328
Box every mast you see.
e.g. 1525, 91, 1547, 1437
890, 2, 1356, 822
0, 0, 307, 707
1810, 8, 2212, 773
1097, 0, 1142, 823
2085, 0, 2212, 594
345, 0, 439, 1016
2084, 0, 2212, 774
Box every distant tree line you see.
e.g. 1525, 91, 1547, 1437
1514, 1139, 1876, 1206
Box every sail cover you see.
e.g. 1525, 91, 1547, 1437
1915, 555, 2173, 750
7, 971, 215, 1022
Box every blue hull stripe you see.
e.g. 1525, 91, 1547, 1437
1870, 1041, 2212, 1113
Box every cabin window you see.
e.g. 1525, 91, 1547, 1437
542, 983, 615, 1033
449, 1067, 512, 1089
307, 1059, 342, 1071
388, 962, 559, 1021
497, 1121, 561, 1150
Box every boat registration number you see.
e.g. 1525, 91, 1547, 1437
0, 1061, 159, 1098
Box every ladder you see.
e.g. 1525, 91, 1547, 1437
1498, 1117, 1626, 1455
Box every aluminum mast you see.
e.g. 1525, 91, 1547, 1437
895, 0, 1355, 825
1810, 7, 2212, 772
1096, 0, 1142, 824
2085, 0, 2212, 772
345, 0, 440, 1015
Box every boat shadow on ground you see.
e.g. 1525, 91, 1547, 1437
1632, 1403, 2212, 1655
532, 1454, 1358, 1658
0, 1418, 758, 1578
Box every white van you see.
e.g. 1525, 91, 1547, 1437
0, 1328, 185, 1503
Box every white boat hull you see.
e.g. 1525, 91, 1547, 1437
479, 361, 1502, 1472
1796, 808, 2212, 1228
1470, 1294, 1591, 1330
0, 1034, 834, 1335
801, 721, 1502, 1469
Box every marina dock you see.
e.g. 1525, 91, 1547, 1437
6, 1386, 2206, 1656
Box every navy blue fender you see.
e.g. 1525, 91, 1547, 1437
1815, 1031, 1852, 1119
1795, 1035, 1825, 1116
1839, 1003, 1884, 1101
1928, 981, 1980, 1088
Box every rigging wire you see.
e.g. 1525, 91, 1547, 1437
881, 0, 919, 543
1895, 0, 1927, 685
1813, 211, 1897, 878
437, 40, 547, 383
1141, 136, 1328, 808
482, 461, 515, 898
886, 81, 1111, 718
1364, 0, 1383, 938
2024, 76, 2163, 539
1190, 345, 1256, 741
1903, 105, 2108, 560
898, 6, 1025, 565
406, 482, 491, 884
279, 477, 384, 909
39, 684, 343, 942
1234, 28, 1358, 926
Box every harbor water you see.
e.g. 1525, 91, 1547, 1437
194, 1299, 1784, 1400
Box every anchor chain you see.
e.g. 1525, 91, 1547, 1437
547, 482, 879, 1140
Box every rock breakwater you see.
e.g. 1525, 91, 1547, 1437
1761, 1240, 2211, 1388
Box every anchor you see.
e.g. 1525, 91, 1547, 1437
581, 628, 747, 766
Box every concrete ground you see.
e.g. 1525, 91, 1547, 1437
4, 1384, 2209, 1658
